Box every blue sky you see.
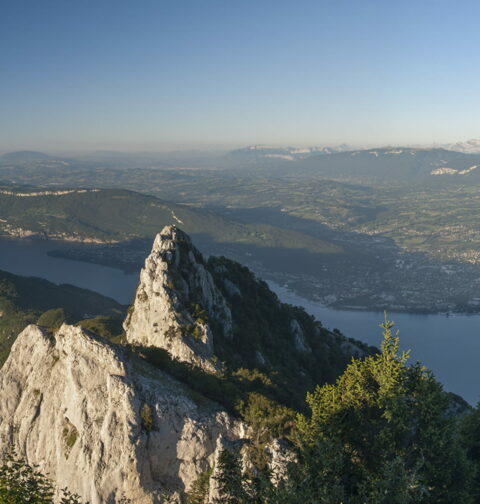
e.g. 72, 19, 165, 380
1, 0, 480, 152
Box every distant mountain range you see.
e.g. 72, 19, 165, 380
0, 150, 57, 163
4, 142, 480, 183
281, 147, 480, 182
219, 145, 480, 183
441, 138, 480, 154
227, 144, 354, 162
3, 138, 480, 164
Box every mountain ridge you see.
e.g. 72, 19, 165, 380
0, 151, 56, 162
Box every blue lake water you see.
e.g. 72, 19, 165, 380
268, 282, 480, 405
1, 236, 480, 404
0, 237, 139, 304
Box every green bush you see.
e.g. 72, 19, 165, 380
76, 316, 124, 342
37, 308, 72, 329
140, 403, 154, 432
187, 468, 213, 504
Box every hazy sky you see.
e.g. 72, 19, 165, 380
2, 0, 480, 152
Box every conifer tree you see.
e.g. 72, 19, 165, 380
0, 451, 86, 504
290, 315, 473, 503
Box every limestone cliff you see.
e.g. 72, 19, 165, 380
0, 323, 242, 504
124, 226, 232, 372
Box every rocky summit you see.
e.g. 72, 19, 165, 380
124, 226, 232, 372
0, 225, 370, 503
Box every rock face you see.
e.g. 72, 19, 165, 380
266, 439, 297, 486
124, 226, 232, 372
0, 324, 241, 504
290, 319, 311, 353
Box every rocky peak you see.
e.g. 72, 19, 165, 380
124, 225, 232, 372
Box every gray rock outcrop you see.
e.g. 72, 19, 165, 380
124, 226, 232, 372
290, 319, 311, 353
266, 438, 297, 486
0, 323, 242, 504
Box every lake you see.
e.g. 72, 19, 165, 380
269, 282, 480, 405
0, 237, 139, 304
1, 236, 480, 404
